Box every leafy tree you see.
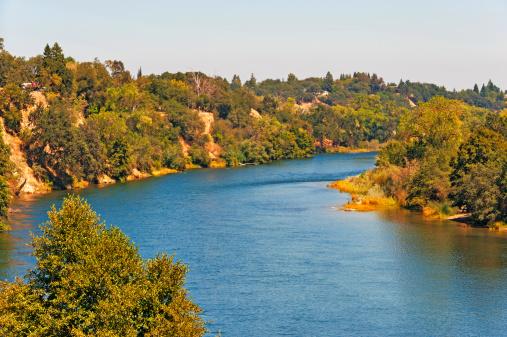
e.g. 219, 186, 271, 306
27, 103, 82, 186
108, 137, 132, 181
369, 73, 385, 93
73, 61, 112, 114
0, 176, 11, 231
230, 74, 241, 91
0, 83, 32, 134
452, 163, 503, 225
450, 128, 507, 225
188, 144, 211, 167
0, 195, 207, 336
39, 43, 73, 94
287, 73, 297, 85
323, 71, 334, 92
105, 60, 132, 86
244, 73, 257, 90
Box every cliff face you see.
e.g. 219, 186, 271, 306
2, 94, 223, 194
1, 91, 48, 194
198, 111, 222, 160
1, 121, 41, 194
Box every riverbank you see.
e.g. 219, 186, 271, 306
327, 174, 507, 230
328, 173, 496, 223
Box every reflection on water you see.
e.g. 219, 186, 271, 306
2, 153, 507, 336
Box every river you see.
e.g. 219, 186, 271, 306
2, 153, 507, 336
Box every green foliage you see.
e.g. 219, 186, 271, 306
108, 137, 132, 181
453, 163, 503, 225
450, 128, 507, 225
0, 195, 207, 336
73, 60, 112, 114
27, 103, 83, 186
39, 43, 73, 95
188, 144, 211, 167
0, 83, 32, 134
0, 176, 11, 230
1, 40, 506, 213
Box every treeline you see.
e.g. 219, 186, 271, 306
0, 38, 506, 227
335, 96, 507, 228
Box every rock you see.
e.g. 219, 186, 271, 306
96, 175, 116, 184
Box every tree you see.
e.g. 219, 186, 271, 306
230, 74, 241, 91
105, 60, 132, 86
244, 73, 257, 90
39, 43, 73, 94
0, 177, 11, 231
323, 71, 334, 92
450, 128, 507, 225
287, 73, 297, 85
369, 73, 385, 93
0, 195, 207, 336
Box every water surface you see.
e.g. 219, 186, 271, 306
3, 153, 507, 336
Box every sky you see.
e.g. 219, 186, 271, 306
1, 0, 506, 90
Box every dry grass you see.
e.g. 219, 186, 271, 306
151, 168, 179, 176
330, 177, 397, 212
209, 159, 227, 168
489, 222, 507, 230
327, 176, 369, 195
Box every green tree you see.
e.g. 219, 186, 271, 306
450, 128, 507, 225
39, 43, 73, 94
0, 177, 11, 231
0, 195, 207, 336
230, 74, 241, 91
0, 83, 32, 134
287, 73, 297, 85
323, 71, 334, 92
244, 73, 257, 90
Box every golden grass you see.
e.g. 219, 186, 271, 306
72, 180, 90, 190
151, 168, 179, 176
422, 206, 440, 219
329, 176, 397, 212
489, 222, 507, 230
327, 178, 368, 195
209, 160, 227, 168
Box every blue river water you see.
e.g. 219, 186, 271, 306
2, 153, 507, 336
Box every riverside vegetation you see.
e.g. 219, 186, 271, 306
0, 37, 505, 228
329, 96, 507, 229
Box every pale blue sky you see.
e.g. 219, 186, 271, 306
1, 0, 506, 90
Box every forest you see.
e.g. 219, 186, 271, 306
0, 38, 506, 229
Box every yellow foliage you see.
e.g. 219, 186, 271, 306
327, 177, 368, 195
422, 206, 439, 218
151, 168, 179, 176
170, 79, 189, 90
209, 160, 227, 168
489, 222, 507, 230
72, 180, 90, 190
